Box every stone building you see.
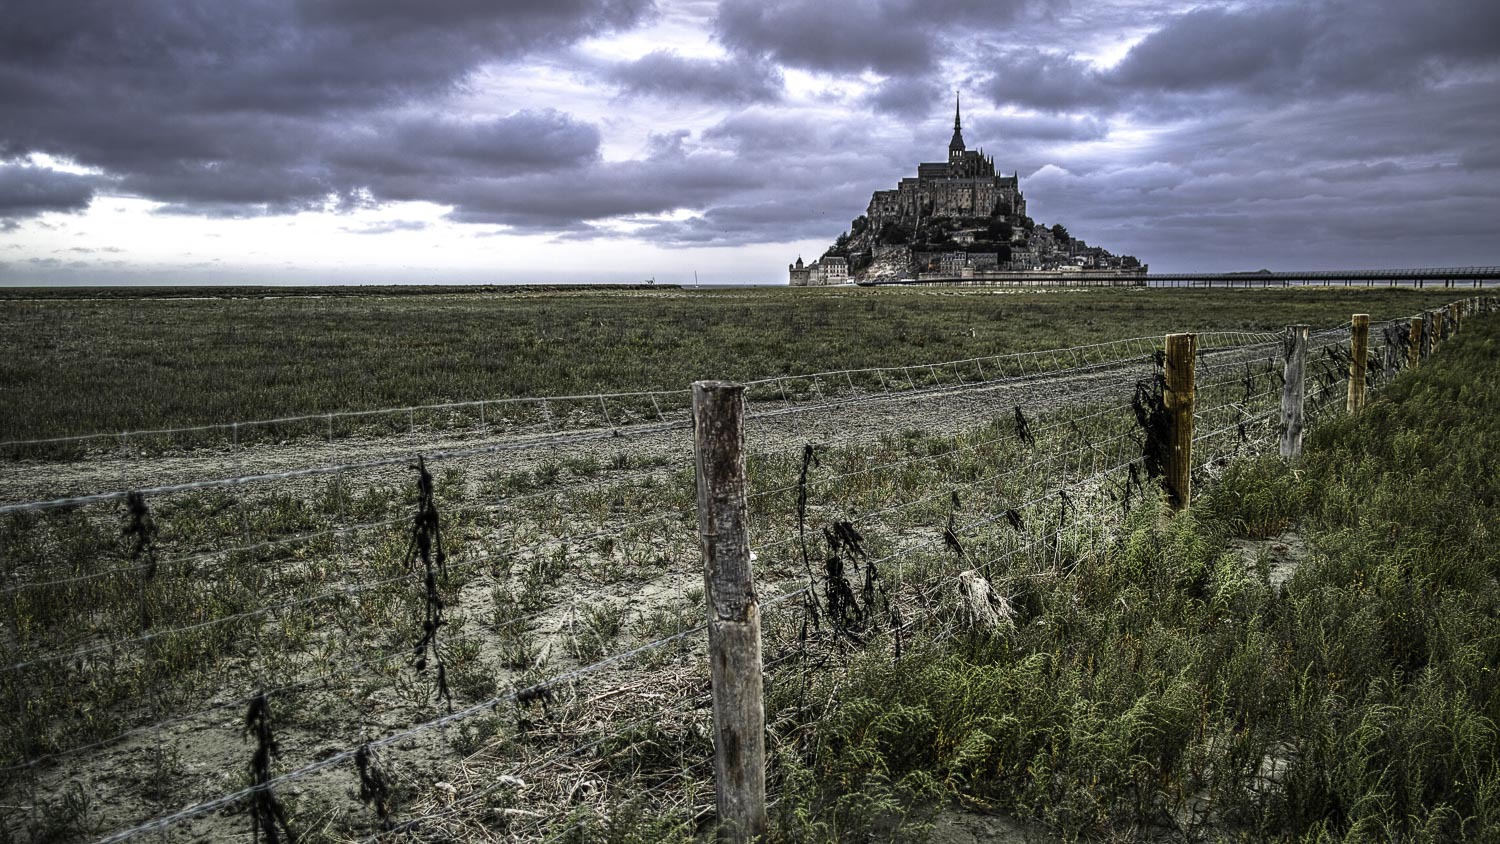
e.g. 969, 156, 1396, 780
790, 92, 1143, 284
787, 254, 848, 286
788, 255, 811, 286
864, 94, 1026, 228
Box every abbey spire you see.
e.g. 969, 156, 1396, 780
948, 91, 966, 160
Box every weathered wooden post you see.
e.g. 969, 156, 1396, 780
1280, 325, 1308, 459
1450, 302, 1462, 336
692, 381, 767, 843
1348, 314, 1369, 413
1381, 322, 1402, 378
1408, 316, 1423, 369
1426, 310, 1440, 355
1163, 333, 1196, 511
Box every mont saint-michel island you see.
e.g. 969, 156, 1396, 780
791, 96, 1143, 286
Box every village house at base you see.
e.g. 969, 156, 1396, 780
791, 95, 1143, 286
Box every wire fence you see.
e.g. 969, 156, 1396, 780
0, 300, 1485, 842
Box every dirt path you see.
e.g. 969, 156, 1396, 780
0, 341, 1290, 842
0, 358, 1174, 507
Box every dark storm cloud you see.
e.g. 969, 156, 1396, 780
554, 110, 902, 247
1112, 6, 1313, 93
0, 164, 98, 220
715, 0, 930, 75
862, 77, 944, 118
714, 0, 1058, 75
1016, 74, 1500, 269
701, 111, 882, 161
0, 0, 650, 217
0, 0, 655, 114
1460, 143, 1500, 172
606, 50, 784, 103
329, 111, 603, 186
980, 49, 1114, 112
4, 0, 1498, 265
983, 0, 1500, 114
438, 134, 763, 229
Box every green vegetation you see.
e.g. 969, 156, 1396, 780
1, 286, 1488, 842
0, 286, 1461, 440
771, 313, 1500, 840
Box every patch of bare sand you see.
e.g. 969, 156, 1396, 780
1231, 531, 1308, 587
923, 808, 1054, 843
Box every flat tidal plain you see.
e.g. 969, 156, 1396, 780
0, 285, 1463, 440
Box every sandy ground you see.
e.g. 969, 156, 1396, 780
0, 342, 1292, 842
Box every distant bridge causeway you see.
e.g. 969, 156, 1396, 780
859, 266, 1500, 289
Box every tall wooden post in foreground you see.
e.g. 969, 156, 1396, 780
1280, 325, 1308, 459
691, 381, 767, 843
1347, 314, 1369, 413
1164, 333, 1197, 511
1408, 316, 1424, 369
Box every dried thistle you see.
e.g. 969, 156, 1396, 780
354, 742, 393, 830
243, 693, 295, 844
1013, 405, 1034, 447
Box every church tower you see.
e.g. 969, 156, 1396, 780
948, 92, 966, 164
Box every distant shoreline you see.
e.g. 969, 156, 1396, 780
0, 283, 702, 300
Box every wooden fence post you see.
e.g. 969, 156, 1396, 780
1348, 314, 1369, 413
1280, 325, 1308, 460
1426, 310, 1440, 356
692, 381, 767, 843
1450, 302, 1462, 336
1164, 333, 1196, 511
1381, 322, 1402, 378
1408, 316, 1423, 369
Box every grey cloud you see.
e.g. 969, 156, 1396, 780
981, 49, 1113, 112
532, 108, 906, 246
1, 0, 655, 115
1307, 161, 1406, 183
328, 111, 602, 190
438, 141, 761, 229
863, 77, 944, 118
701, 110, 885, 163
715, 0, 1056, 75
1114, 0, 1500, 102
715, 0, 931, 74
1012, 75, 1500, 270
343, 220, 430, 235
607, 50, 783, 103
982, 1, 1500, 116
1113, 6, 1313, 93
0, 0, 649, 219
0, 164, 98, 219
974, 113, 1110, 143
631, 197, 848, 246
1460, 143, 1500, 171
390, 113, 601, 171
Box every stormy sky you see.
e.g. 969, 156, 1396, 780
1, 0, 1497, 284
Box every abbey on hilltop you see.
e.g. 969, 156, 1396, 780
790, 94, 1142, 285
